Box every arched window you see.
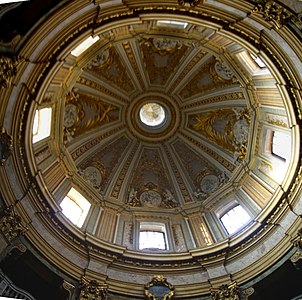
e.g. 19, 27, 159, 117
60, 188, 91, 227
139, 222, 168, 251
220, 205, 251, 235
32, 107, 52, 143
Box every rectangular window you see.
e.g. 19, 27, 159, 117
139, 222, 168, 251
156, 20, 188, 29
60, 187, 91, 227
71, 36, 100, 57
32, 107, 52, 143
220, 205, 251, 235
272, 131, 291, 161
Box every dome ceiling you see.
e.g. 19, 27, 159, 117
1, 0, 302, 298
57, 23, 251, 211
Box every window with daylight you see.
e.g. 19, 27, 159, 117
156, 20, 188, 29
250, 53, 266, 68
272, 131, 291, 161
32, 107, 52, 143
220, 205, 251, 235
71, 36, 100, 57
139, 222, 168, 251
60, 188, 91, 227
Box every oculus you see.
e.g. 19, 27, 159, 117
139, 103, 166, 127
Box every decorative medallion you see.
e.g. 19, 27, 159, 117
88, 49, 110, 68
145, 275, 174, 300
200, 174, 220, 193
213, 61, 234, 81
140, 190, 162, 207
83, 166, 103, 188
127, 182, 178, 209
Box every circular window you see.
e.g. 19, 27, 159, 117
139, 103, 166, 127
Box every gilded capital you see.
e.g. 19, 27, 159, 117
79, 278, 107, 300
0, 206, 27, 242
211, 282, 240, 300
0, 54, 18, 89
253, 1, 292, 29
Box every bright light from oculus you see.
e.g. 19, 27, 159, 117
71, 36, 100, 57
139, 103, 166, 127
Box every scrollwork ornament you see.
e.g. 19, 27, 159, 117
0, 54, 18, 89
211, 282, 240, 300
79, 278, 107, 300
291, 228, 302, 249
253, 1, 292, 29
0, 128, 13, 166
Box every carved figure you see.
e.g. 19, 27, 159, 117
129, 187, 137, 201
127, 188, 141, 207
192, 188, 207, 201
233, 119, 249, 144
153, 38, 181, 52
164, 189, 177, 203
